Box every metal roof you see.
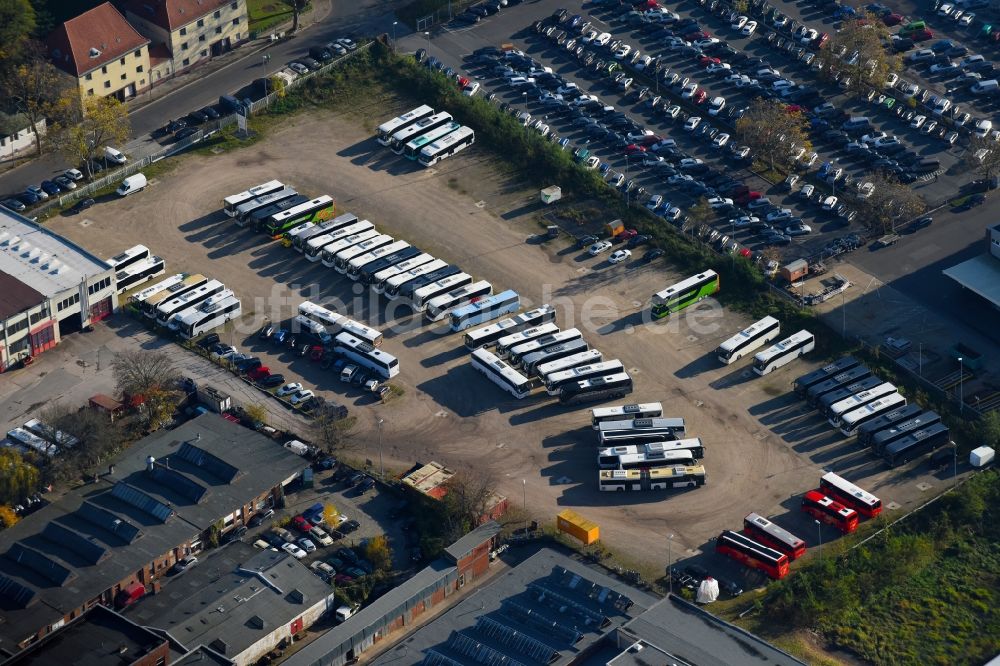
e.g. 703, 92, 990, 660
0, 209, 111, 297
943, 254, 1000, 308
444, 521, 502, 562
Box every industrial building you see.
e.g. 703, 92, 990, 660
943, 221, 1000, 312
0, 414, 305, 659
0, 208, 118, 370
400, 461, 509, 524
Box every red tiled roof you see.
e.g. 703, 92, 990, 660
47, 2, 150, 78
0, 271, 45, 321
122, 0, 234, 32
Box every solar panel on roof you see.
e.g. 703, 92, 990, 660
150, 464, 209, 503
422, 651, 464, 666
501, 601, 582, 645
176, 441, 241, 483
111, 482, 173, 523
527, 583, 610, 629
0, 573, 36, 608
78, 501, 142, 543
42, 522, 107, 565
476, 616, 559, 664
450, 632, 529, 666
6, 542, 75, 586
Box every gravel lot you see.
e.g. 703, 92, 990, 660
38, 96, 963, 579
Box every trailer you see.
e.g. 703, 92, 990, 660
876, 234, 900, 248
196, 385, 232, 413
540, 185, 562, 204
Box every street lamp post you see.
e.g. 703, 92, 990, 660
952, 441, 958, 489
377, 418, 384, 479
815, 520, 822, 558
392, 21, 398, 51
958, 356, 964, 414
424, 31, 430, 53
522, 479, 527, 534
522, 91, 527, 113
667, 534, 674, 596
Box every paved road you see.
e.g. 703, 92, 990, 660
0, 0, 409, 200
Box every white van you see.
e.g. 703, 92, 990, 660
116, 173, 146, 196
335, 605, 358, 623
104, 146, 127, 164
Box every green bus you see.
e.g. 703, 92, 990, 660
651, 270, 720, 319
264, 195, 335, 238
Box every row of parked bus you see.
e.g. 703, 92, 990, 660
712, 313, 816, 376
4, 417, 81, 458
715, 472, 882, 580
589, 402, 709, 493
375, 105, 476, 167
467, 315, 635, 404
793, 355, 950, 466
125, 262, 243, 341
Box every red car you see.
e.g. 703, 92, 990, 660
815, 32, 830, 48
693, 89, 708, 104
698, 55, 721, 67
247, 366, 270, 381
735, 191, 762, 205
638, 134, 661, 146
457, 76, 470, 88
292, 516, 313, 533
912, 28, 933, 41
785, 104, 804, 113
624, 144, 647, 154
684, 31, 708, 42
617, 228, 639, 242
882, 13, 903, 25
738, 248, 752, 258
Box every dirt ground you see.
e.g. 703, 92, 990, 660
44, 105, 952, 569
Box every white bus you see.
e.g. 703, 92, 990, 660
410, 273, 473, 312
404, 121, 461, 160
599, 418, 689, 444
377, 105, 435, 146
598, 465, 706, 492
535, 349, 603, 381
508, 328, 582, 366
752, 330, 815, 376
418, 126, 476, 167
142, 274, 208, 318
424, 280, 493, 322
306, 221, 376, 262
839, 393, 908, 437
463, 305, 557, 350
387, 262, 459, 300
390, 111, 453, 153
560, 372, 633, 405
223, 179, 284, 217
521, 339, 590, 376
357, 246, 425, 284
319, 229, 381, 268
449, 289, 520, 332
470, 348, 532, 399
105, 244, 150, 271
827, 383, 899, 427
371, 253, 437, 294
716, 316, 781, 365
591, 402, 664, 429
23, 418, 79, 450
333, 234, 395, 273
290, 212, 359, 252
233, 186, 299, 226
333, 332, 399, 379
291, 314, 332, 344
346, 241, 411, 280
175, 292, 242, 339
298, 301, 383, 347
115, 256, 165, 294
545, 360, 625, 396
129, 273, 183, 304
7, 427, 58, 456
156, 279, 226, 326
597, 439, 705, 468
496, 324, 561, 359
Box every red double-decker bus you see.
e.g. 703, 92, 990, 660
801, 490, 859, 533
819, 472, 882, 518
715, 530, 790, 580
743, 513, 807, 560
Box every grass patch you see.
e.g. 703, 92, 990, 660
193, 121, 266, 155
246, 0, 303, 35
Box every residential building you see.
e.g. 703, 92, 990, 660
0, 208, 117, 370
943, 222, 1000, 311
0, 414, 306, 659
47, 2, 151, 106
0, 117, 46, 161
122, 0, 248, 85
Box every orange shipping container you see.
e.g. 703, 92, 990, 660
557, 509, 600, 545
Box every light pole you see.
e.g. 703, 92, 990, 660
815, 520, 822, 558
667, 534, 674, 596
625, 154, 631, 207
392, 21, 398, 51
424, 31, 430, 53
957, 357, 964, 414
841, 289, 846, 338
377, 418, 384, 479
522, 479, 527, 534
952, 441, 958, 489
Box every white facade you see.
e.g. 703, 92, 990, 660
0, 119, 46, 160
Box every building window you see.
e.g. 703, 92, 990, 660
197, 18, 204, 27
101, 65, 108, 74
199, 34, 206, 42
87, 88, 94, 96
180, 27, 187, 35
137, 65, 143, 73
104, 81, 111, 88
201, 50, 208, 57
215, 26, 222, 34
135, 49, 142, 57
85, 72, 92, 80
232, 17, 239, 25
232, 1, 237, 8
121, 73, 127, 80
9, 337, 29, 355
7, 319, 28, 335
214, 10, 221, 18
182, 58, 190, 66
88, 277, 112, 295
120, 57, 125, 65
181, 41, 188, 50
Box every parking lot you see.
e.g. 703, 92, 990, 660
36, 90, 976, 589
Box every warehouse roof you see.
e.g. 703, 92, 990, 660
444, 520, 501, 561
0, 272, 44, 321
0, 415, 305, 656
943, 254, 1000, 309
0, 209, 111, 297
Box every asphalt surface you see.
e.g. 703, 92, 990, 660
0, 0, 409, 201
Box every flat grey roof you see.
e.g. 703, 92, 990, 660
0, 209, 111, 297
368, 548, 658, 666
444, 521, 501, 561
174, 645, 234, 666
3, 605, 166, 666
613, 596, 806, 666
0, 271, 44, 321
943, 254, 1000, 308
126, 542, 332, 660
0, 415, 305, 655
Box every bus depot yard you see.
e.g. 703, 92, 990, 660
38, 66, 985, 600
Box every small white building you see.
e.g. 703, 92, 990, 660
0, 117, 46, 161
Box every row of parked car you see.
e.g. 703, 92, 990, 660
1, 148, 127, 213
453, 0, 525, 25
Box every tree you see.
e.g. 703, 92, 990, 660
686, 196, 714, 228
816, 14, 900, 96
0, 0, 35, 61
963, 136, 1000, 185
735, 98, 812, 173
322, 502, 339, 525
858, 172, 926, 233
43, 404, 124, 479
0, 505, 18, 529
364, 534, 392, 571
282, 0, 308, 32
112, 349, 177, 397
0, 448, 38, 506
1, 40, 66, 156
49, 94, 132, 179
244, 402, 268, 425
440, 469, 498, 538
311, 411, 354, 453
975, 411, 1000, 449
